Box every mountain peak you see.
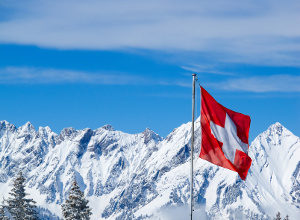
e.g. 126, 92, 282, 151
101, 124, 114, 131
24, 121, 34, 127
59, 127, 78, 138
270, 122, 283, 128
19, 121, 35, 133
0, 120, 17, 131
142, 128, 162, 144
0, 120, 10, 125
143, 127, 155, 135
38, 126, 53, 134
266, 122, 289, 137
0, 120, 16, 131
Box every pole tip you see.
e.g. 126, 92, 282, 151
192, 73, 196, 76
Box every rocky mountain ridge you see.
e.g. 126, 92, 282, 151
0, 120, 299, 219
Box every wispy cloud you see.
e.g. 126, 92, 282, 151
1, 0, 300, 65
1, 67, 299, 93
0, 66, 192, 87
181, 65, 235, 76
0, 67, 148, 85
209, 74, 300, 92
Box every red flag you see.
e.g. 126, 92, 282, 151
200, 86, 252, 180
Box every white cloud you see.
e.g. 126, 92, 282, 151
0, 67, 299, 93
1, 67, 299, 93
181, 65, 235, 76
1, 0, 300, 65
0, 67, 148, 85
0, 66, 191, 86
209, 74, 300, 92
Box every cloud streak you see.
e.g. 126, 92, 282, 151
0, 67, 148, 85
209, 74, 300, 92
0, 67, 299, 93
0, 66, 192, 87
1, 0, 300, 65
181, 65, 235, 76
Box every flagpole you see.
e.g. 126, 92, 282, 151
190, 73, 196, 220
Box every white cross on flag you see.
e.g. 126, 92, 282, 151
200, 87, 252, 180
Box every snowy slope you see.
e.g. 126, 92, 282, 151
246, 123, 300, 218
0, 120, 299, 219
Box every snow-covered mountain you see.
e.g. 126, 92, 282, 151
0, 120, 299, 219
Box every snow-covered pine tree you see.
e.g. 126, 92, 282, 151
0, 207, 4, 220
275, 212, 281, 220
61, 180, 92, 220
6, 172, 38, 220
0, 202, 9, 220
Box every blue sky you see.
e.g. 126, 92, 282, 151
0, 0, 299, 140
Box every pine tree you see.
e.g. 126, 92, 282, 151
6, 172, 38, 220
0, 208, 6, 220
62, 180, 92, 220
275, 212, 281, 220
284, 215, 289, 220
0, 202, 9, 220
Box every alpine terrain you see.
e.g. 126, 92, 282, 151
0, 120, 299, 219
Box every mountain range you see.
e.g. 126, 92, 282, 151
0, 119, 299, 219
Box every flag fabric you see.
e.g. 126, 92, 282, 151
200, 86, 252, 180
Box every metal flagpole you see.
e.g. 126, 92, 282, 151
190, 73, 196, 220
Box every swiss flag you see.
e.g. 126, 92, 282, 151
200, 87, 252, 180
